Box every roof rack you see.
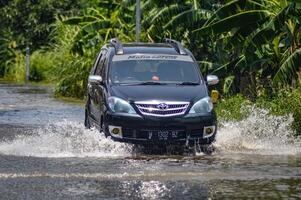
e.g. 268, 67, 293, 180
110, 38, 124, 55
163, 38, 187, 55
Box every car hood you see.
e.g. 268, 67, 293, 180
109, 84, 208, 103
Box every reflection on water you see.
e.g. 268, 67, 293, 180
122, 181, 172, 200
1, 178, 299, 199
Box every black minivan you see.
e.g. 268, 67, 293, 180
85, 38, 219, 149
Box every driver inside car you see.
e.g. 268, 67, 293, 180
112, 65, 133, 83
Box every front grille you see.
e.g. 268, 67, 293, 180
135, 101, 189, 117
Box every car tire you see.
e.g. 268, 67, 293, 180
99, 117, 103, 132
101, 120, 110, 137
200, 144, 215, 155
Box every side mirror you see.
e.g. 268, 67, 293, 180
206, 75, 219, 86
89, 75, 103, 84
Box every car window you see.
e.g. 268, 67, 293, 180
94, 50, 107, 76
101, 56, 108, 78
90, 52, 102, 75
109, 59, 200, 84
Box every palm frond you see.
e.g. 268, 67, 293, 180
194, 10, 270, 35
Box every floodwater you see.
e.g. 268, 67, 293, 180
0, 83, 300, 199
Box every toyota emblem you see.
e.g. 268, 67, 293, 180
157, 103, 169, 110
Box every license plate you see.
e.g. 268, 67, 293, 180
147, 130, 182, 140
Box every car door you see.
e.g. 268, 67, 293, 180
90, 50, 107, 123
87, 51, 102, 121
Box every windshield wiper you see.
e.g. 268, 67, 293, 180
137, 81, 167, 85
177, 82, 200, 85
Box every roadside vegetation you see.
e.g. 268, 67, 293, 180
0, 0, 301, 135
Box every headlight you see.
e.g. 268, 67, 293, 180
108, 97, 136, 114
189, 97, 213, 114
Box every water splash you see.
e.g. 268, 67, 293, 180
215, 106, 301, 155
0, 107, 300, 157
0, 120, 132, 158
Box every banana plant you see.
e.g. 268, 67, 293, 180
141, 0, 218, 62
193, 0, 301, 95
63, 0, 136, 55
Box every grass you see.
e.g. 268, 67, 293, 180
3, 50, 26, 82
215, 94, 251, 121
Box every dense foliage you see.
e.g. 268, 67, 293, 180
0, 0, 301, 133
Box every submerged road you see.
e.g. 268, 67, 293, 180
0, 83, 300, 199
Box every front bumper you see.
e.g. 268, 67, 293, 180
103, 111, 217, 145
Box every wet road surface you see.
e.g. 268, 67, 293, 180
0, 83, 300, 199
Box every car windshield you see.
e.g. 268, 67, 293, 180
109, 55, 200, 84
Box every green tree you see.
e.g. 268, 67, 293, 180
0, 0, 89, 77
